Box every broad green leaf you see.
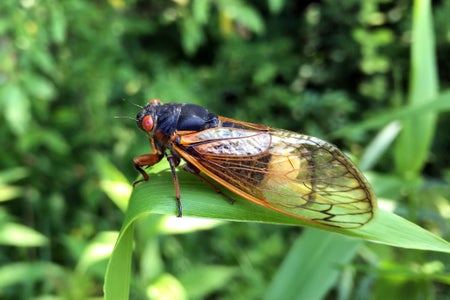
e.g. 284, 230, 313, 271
127, 165, 450, 251
105, 163, 450, 298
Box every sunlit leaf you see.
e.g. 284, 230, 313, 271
105, 163, 450, 298
0, 222, 47, 247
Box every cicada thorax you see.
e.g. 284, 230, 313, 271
135, 101, 220, 154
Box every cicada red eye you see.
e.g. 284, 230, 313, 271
142, 115, 154, 132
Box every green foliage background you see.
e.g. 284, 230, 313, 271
1, 0, 449, 299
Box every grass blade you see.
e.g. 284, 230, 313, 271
264, 229, 361, 300
394, 0, 438, 175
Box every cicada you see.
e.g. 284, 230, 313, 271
133, 99, 375, 228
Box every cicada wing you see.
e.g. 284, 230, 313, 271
175, 126, 375, 228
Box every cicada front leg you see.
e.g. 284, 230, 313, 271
133, 153, 164, 186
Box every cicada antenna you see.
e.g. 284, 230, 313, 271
114, 115, 135, 121
122, 98, 143, 109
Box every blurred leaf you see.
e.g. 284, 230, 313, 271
77, 231, 119, 274
395, 0, 438, 177
0, 168, 28, 202
268, 0, 286, 14
139, 238, 163, 283
104, 222, 134, 300
30, 47, 56, 75
221, 1, 265, 34
179, 265, 238, 299
0, 83, 30, 136
333, 90, 450, 138
95, 154, 132, 212
22, 72, 56, 100
0, 185, 21, 202
0, 222, 47, 247
49, 1, 67, 44
359, 121, 402, 171
180, 16, 204, 55
0, 262, 65, 290
146, 273, 187, 300
192, 0, 211, 24
264, 229, 361, 300
0, 168, 29, 183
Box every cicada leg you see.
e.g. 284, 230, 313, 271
132, 154, 164, 186
166, 153, 183, 217
133, 152, 184, 217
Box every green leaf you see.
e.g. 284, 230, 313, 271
395, 0, 438, 176
95, 154, 132, 212
22, 72, 56, 100
128, 165, 450, 251
221, 1, 265, 34
264, 229, 361, 300
104, 222, 134, 300
146, 273, 187, 300
0, 222, 48, 247
49, 1, 67, 44
0, 167, 28, 202
359, 121, 401, 171
0, 262, 66, 290
268, 0, 286, 14
0, 167, 29, 184
0, 185, 21, 202
332, 90, 450, 138
105, 163, 450, 298
179, 265, 238, 299
0, 83, 30, 136
76, 231, 118, 274
180, 16, 204, 55
192, 0, 211, 24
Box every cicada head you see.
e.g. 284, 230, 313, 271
136, 99, 163, 136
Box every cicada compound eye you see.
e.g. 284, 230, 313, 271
142, 115, 154, 132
